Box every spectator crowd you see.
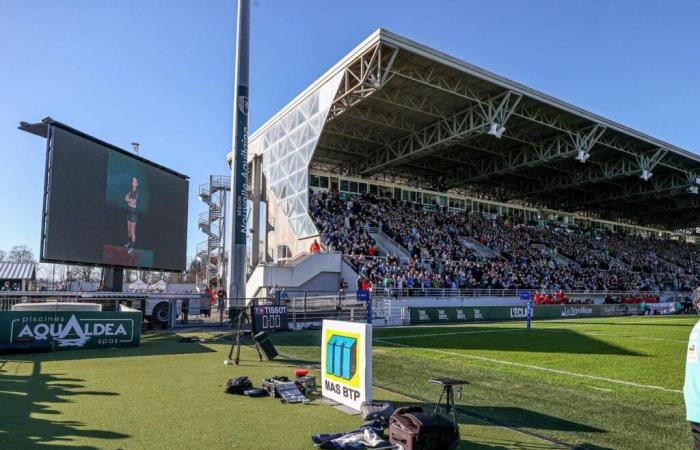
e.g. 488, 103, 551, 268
309, 190, 700, 294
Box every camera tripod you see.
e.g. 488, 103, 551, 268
225, 306, 262, 365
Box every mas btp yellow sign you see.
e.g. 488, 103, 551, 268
321, 320, 372, 411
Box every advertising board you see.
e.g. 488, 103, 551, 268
0, 310, 142, 350
321, 320, 372, 411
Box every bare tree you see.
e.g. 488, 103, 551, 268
73, 266, 97, 283
53, 264, 68, 289
7, 245, 35, 263
166, 271, 183, 283
0, 249, 6, 261
183, 257, 200, 283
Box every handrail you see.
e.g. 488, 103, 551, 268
377, 229, 411, 259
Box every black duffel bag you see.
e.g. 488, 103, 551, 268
225, 376, 253, 395
389, 406, 459, 450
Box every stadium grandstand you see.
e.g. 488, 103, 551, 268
233, 29, 700, 300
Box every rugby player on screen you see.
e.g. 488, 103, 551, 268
124, 176, 139, 252
685, 287, 700, 448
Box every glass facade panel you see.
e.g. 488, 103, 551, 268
252, 72, 342, 238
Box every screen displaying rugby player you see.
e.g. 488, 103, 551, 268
42, 125, 188, 271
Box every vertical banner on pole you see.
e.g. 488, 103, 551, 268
227, 0, 250, 307
356, 290, 371, 324
519, 290, 532, 329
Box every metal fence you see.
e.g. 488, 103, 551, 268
258, 287, 691, 301
0, 292, 141, 312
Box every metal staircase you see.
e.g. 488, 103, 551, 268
197, 175, 231, 289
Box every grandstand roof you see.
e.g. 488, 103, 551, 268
247, 29, 700, 231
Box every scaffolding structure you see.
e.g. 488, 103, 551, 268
197, 175, 231, 289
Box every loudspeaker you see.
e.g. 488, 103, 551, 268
254, 331, 278, 360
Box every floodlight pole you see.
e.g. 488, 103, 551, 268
227, 0, 250, 308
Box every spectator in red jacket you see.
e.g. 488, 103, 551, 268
544, 293, 553, 305
533, 291, 542, 305
555, 289, 568, 304
310, 239, 321, 253
367, 245, 377, 257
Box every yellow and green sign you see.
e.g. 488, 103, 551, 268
321, 320, 372, 411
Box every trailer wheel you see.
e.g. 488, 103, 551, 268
151, 303, 170, 325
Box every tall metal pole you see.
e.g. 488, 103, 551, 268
227, 0, 250, 307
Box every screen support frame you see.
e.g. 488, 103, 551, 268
101, 267, 124, 292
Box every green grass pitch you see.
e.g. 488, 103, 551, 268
0, 315, 695, 449
274, 315, 696, 450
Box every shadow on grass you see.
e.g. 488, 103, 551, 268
0, 360, 128, 449
1, 332, 217, 363
546, 320, 694, 329
272, 326, 646, 356
373, 326, 643, 356
270, 326, 642, 356
383, 398, 607, 450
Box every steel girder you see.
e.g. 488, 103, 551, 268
357, 91, 522, 175
444, 124, 606, 189
328, 42, 399, 121
388, 65, 693, 176
504, 148, 670, 200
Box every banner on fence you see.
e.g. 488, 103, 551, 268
409, 304, 640, 324
0, 310, 141, 349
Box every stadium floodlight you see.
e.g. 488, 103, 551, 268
131, 142, 140, 155
639, 169, 653, 181
575, 150, 590, 163
689, 186, 699, 195
487, 122, 506, 139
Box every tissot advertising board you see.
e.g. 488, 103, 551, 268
321, 320, 372, 411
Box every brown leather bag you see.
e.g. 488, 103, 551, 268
389, 406, 459, 450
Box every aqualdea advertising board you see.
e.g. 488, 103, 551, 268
0, 310, 142, 350
410, 304, 643, 325
321, 320, 372, 411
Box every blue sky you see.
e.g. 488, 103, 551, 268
1, 0, 699, 262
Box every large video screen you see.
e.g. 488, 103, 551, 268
42, 125, 188, 271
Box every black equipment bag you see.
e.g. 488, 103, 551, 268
243, 388, 268, 397
389, 406, 459, 450
254, 331, 278, 360
361, 400, 395, 421
225, 376, 253, 395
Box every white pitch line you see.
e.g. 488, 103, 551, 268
375, 338, 682, 394
590, 386, 613, 393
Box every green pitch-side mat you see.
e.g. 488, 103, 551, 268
0, 310, 142, 350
